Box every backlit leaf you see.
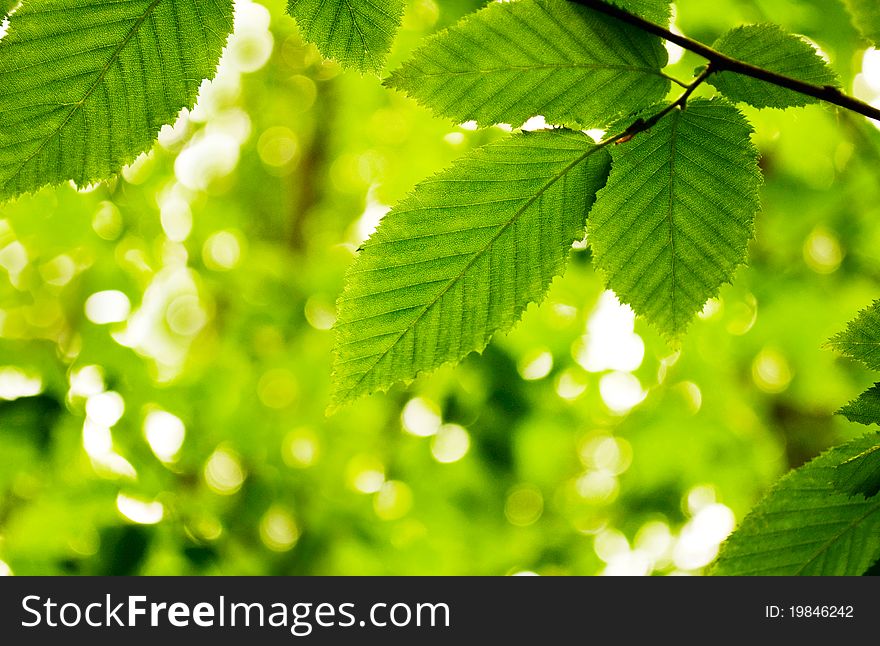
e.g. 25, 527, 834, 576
286, 0, 405, 74
713, 432, 880, 575
0, 0, 234, 202
827, 300, 880, 370
386, 0, 669, 129
709, 24, 839, 109
588, 99, 762, 338
843, 0, 880, 47
839, 383, 880, 426
835, 441, 880, 498
331, 130, 611, 408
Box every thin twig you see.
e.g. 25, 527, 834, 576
591, 65, 715, 148
569, 0, 880, 123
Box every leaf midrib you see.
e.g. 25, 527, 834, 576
395, 63, 669, 78
343, 0, 374, 71
1, 0, 164, 192
666, 110, 681, 334
338, 141, 604, 401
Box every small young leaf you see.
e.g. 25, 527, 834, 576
287, 0, 406, 74
331, 130, 611, 409
835, 442, 880, 498
827, 300, 880, 370
0, 0, 234, 202
712, 432, 880, 575
843, 0, 880, 47
609, 0, 672, 25
386, 0, 669, 129
839, 383, 880, 426
588, 99, 762, 339
709, 24, 839, 109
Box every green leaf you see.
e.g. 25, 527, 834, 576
712, 432, 880, 575
386, 0, 669, 129
827, 300, 880, 370
839, 383, 880, 426
709, 24, 839, 109
331, 130, 611, 408
836, 382, 880, 498
0, 0, 233, 202
609, 0, 672, 25
587, 99, 762, 339
835, 441, 880, 499
843, 0, 880, 47
287, 0, 405, 74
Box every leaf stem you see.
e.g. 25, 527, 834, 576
569, 0, 880, 123
662, 71, 689, 89
599, 64, 714, 145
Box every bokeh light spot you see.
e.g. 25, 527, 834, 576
144, 409, 186, 463
203, 230, 243, 271
401, 397, 441, 437
205, 447, 246, 495
165, 294, 208, 336
283, 428, 320, 468
348, 456, 385, 494
116, 493, 164, 525
430, 424, 470, 463
599, 372, 646, 414
374, 481, 413, 520
304, 296, 336, 330
752, 347, 792, 393
803, 226, 843, 274
0, 367, 43, 400
518, 350, 553, 381
85, 391, 125, 427
504, 485, 544, 527
85, 290, 131, 325
260, 506, 300, 552
258, 126, 300, 169
257, 368, 298, 409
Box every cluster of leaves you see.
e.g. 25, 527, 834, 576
328, 0, 843, 407
0, 0, 871, 405
2, 0, 880, 575
294, 2, 880, 575
714, 303, 880, 575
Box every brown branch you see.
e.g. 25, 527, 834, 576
589, 65, 715, 150
569, 0, 880, 123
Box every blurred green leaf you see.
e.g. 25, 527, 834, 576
588, 99, 762, 338
331, 130, 610, 407
713, 432, 880, 575
386, 0, 669, 128
286, 0, 405, 74
0, 394, 61, 450
709, 24, 840, 109
0, 0, 233, 201
843, 0, 880, 47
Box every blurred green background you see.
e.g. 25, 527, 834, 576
1, 0, 880, 575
